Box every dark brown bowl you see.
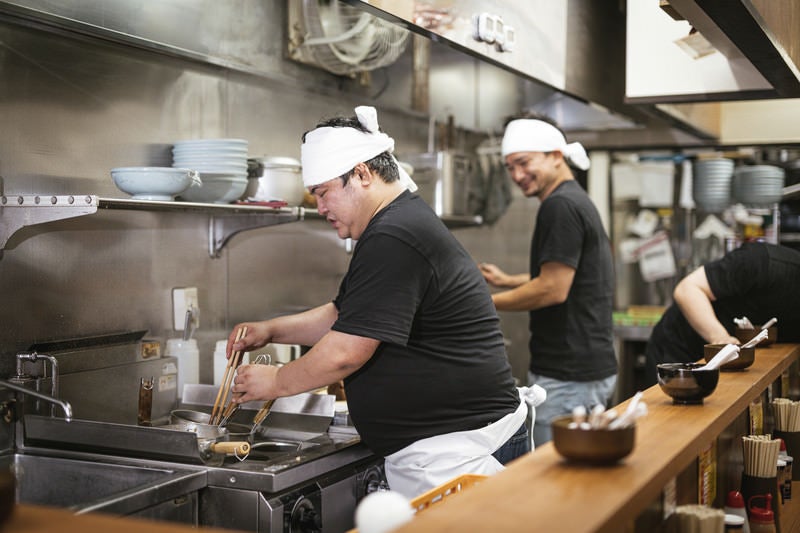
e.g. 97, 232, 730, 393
550, 415, 635, 465
735, 326, 777, 346
704, 343, 755, 371
657, 362, 719, 404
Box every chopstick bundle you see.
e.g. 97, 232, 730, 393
210, 326, 247, 425
742, 434, 781, 477
772, 398, 800, 432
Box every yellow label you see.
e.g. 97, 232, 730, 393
698, 440, 717, 505
750, 396, 764, 435
141, 341, 161, 359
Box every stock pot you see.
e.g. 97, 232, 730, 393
245, 156, 305, 206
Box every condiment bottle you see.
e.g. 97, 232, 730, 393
724, 491, 751, 533
779, 438, 793, 501
725, 513, 746, 532
748, 494, 776, 533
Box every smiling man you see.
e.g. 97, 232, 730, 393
480, 113, 617, 445
225, 106, 531, 499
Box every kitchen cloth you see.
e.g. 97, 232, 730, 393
501, 119, 590, 171
384, 385, 546, 499
301, 105, 417, 192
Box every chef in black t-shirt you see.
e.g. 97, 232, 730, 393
644, 242, 800, 386
224, 106, 539, 499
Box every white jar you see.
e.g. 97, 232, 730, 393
165, 338, 199, 400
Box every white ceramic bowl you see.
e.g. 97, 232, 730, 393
177, 175, 247, 204
111, 167, 200, 201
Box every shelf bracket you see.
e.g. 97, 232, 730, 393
0, 195, 98, 257
209, 210, 299, 258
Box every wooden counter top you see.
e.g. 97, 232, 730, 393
396, 343, 800, 533
4, 504, 244, 533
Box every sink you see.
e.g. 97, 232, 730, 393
1, 453, 206, 516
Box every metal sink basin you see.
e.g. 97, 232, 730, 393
2, 453, 206, 516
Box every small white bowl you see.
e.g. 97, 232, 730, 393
111, 167, 200, 201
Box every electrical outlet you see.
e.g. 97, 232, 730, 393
172, 287, 199, 331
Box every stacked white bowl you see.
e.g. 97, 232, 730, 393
172, 139, 249, 203
692, 158, 734, 213
732, 164, 785, 207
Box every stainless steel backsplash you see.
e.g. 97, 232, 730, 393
0, 2, 534, 385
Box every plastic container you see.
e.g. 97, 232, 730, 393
410, 474, 487, 512
213, 340, 228, 386
346, 474, 487, 533
165, 338, 199, 400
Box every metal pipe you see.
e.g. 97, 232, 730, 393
16, 352, 61, 416
0, 379, 72, 421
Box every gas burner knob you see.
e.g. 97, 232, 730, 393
366, 479, 390, 493
361, 466, 389, 495
289, 496, 321, 533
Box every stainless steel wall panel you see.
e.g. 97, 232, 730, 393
0, 2, 533, 388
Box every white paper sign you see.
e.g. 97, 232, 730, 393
636, 231, 677, 282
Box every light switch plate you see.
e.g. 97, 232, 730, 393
172, 287, 199, 330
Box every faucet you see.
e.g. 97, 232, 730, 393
0, 379, 72, 421
3, 352, 72, 421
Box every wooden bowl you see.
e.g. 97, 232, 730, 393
551, 415, 635, 465
704, 343, 756, 371
735, 326, 777, 346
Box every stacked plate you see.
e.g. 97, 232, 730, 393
732, 165, 785, 207
172, 139, 249, 203
692, 158, 734, 213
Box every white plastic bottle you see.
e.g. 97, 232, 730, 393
213, 340, 228, 386
165, 338, 199, 401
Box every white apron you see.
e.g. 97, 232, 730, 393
384, 386, 546, 499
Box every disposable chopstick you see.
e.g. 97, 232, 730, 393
211, 326, 246, 424
252, 399, 276, 428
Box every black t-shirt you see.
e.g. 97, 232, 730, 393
527, 180, 617, 381
333, 191, 519, 457
645, 243, 800, 385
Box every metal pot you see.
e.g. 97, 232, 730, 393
162, 421, 250, 466
245, 156, 305, 206
171, 409, 254, 438
168, 410, 251, 465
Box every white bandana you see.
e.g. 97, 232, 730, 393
501, 119, 590, 171
301, 106, 417, 191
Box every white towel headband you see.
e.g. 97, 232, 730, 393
301, 106, 417, 191
501, 119, 591, 171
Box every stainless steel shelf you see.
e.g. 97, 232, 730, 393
2, 195, 483, 259
784, 183, 800, 200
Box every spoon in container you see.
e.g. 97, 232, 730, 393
760, 317, 777, 330
696, 343, 740, 371
741, 328, 770, 349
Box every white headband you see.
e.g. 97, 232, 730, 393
301, 106, 417, 191
501, 119, 590, 171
